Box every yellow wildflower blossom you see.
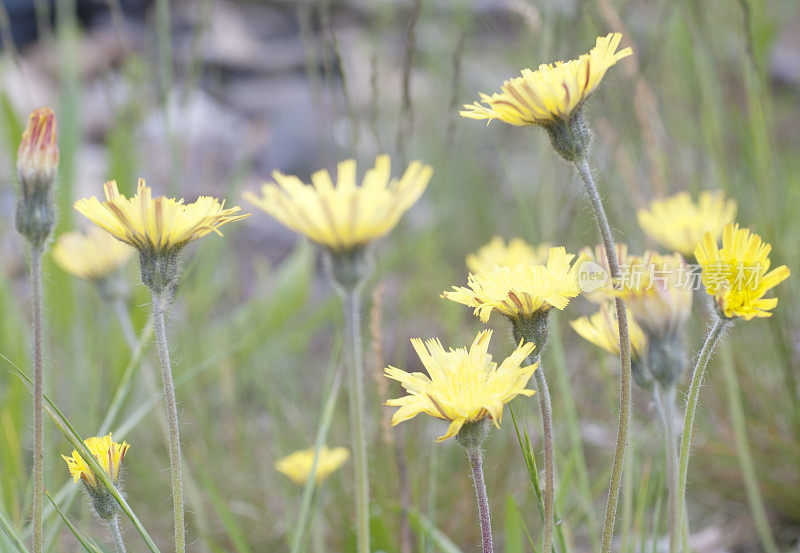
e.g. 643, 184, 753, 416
637, 191, 736, 256
570, 303, 647, 360
461, 33, 632, 126
244, 155, 433, 252
275, 446, 350, 485
384, 330, 537, 441
443, 247, 585, 323
74, 179, 249, 254
62, 434, 129, 490
612, 251, 693, 338
466, 236, 550, 272
52, 227, 133, 281
695, 223, 790, 320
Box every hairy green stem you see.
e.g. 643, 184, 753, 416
532, 356, 555, 553
677, 316, 729, 545
574, 159, 633, 553
108, 515, 126, 553
658, 385, 680, 553
30, 245, 44, 553
343, 289, 370, 553
465, 447, 493, 553
151, 290, 185, 553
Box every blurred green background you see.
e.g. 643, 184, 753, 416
0, 0, 798, 551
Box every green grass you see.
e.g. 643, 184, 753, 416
1, 0, 799, 551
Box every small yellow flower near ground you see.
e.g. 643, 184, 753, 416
74, 179, 249, 255
62, 434, 129, 491
443, 247, 585, 323
466, 236, 551, 273
384, 330, 537, 441
637, 191, 736, 256
611, 251, 693, 339
461, 33, 632, 127
244, 155, 433, 252
275, 446, 350, 485
695, 223, 790, 320
570, 303, 647, 360
52, 227, 134, 281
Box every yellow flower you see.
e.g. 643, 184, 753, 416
74, 179, 249, 254
570, 303, 647, 360
244, 155, 433, 252
637, 191, 736, 256
695, 223, 790, 320
52, 227, 134, 281
17, 107, 59, 186
62, 434, 129, 490
275, 446, 350, 485
466, 236, 550, 272
384, 330, 537, 441
612, 251, 693, 338
579, 243, 634, 303
460, 33, 632, 127
443, 247, 585, 323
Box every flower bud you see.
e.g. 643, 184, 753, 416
545, 110, 592, 162
16, 107, 59, 247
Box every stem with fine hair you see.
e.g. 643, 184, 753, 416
573, 158, 633, 553
343, 288, 370, 553
151, 290, 186, 553
532, 355, 555, 553
108, 515, 126, 553
466, 446, 493, 553
30, 244, 44, 553
677, 316, 729, 546
658, 385, 680, 553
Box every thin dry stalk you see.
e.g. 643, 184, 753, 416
396, 0, 423, 164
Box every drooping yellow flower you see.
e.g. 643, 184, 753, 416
460, 33, 632, 127
384, 330, 537, 441
466, 236, 550, 273
52, 227, 134, 281
443, 247, 585, 323
570, 303, 647, 360
244, 155, 433, 252
62, 434, 129, 490
74, 179, 249, 254
695, 223, 790, 320
275, 446, 350, 486
611, 251, 693, 338
637, 191, 736, 256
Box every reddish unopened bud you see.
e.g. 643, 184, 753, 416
17, 107, 59, 186
16, 107, 59, 246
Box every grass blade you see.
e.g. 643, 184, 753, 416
44, 490, 103, 553
408, 508, 465, 553
0, 506, 28, 553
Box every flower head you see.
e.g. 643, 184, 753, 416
384, 330, 536, 441
695, 223, 790, 320
74, 179, 248, 255
52, 227, 134, 281
62, 434, 129, 491
244, 155, 433, 252
570, 303, 647, 360
460, 33, 632, 127
17, 107, 59, 187
443, 247, 585, 323
637, 191, 736, 256
611, 251, 693, 339
466, 236, 550, 273
275, 446, 350, 485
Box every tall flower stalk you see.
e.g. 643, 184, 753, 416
245, 155, 432, 553
15, 108, 59, 553
443, 246, 585, 551
460, 34, 634, 550
74, 179, 248, 553
384, 330, 538, 553
677, 223, 790, 541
